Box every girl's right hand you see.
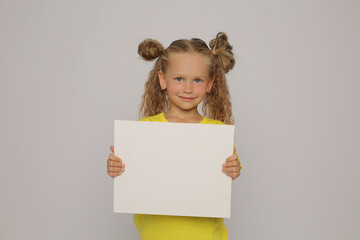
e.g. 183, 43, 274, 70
107, 145, 125, 178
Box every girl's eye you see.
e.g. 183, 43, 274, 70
194, 78, 202, 83
176, 77, 183, 82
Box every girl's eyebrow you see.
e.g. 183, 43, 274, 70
169, 73, 207, 79
193, 75, 208, 80
171, 73, 183, 76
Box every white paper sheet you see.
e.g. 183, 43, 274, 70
113, 120, 234, 218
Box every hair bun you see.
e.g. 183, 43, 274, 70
209, 32, 235, 74
138, 39, 164, 61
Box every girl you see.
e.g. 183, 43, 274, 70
107, 32, 242, 240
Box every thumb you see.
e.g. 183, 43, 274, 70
110, 145, 114, 153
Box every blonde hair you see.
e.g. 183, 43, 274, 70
138, 32, 235, 124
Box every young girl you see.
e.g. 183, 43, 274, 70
107, 32, 242, 240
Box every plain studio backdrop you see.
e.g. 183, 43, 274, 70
1, 0, 359, 239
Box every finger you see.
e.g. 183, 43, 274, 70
108, 170, 123, 178
107, 163, 125, 172
222, 167, 240, 175
233, 146, 236, 154
107, 166, 121, 172
107, 166, 125, 172
107, 159, 124, 167
222, 167, 240, 173
222, 166, 240, 173
110, 145, 114, 153
228, 172, 240, 180
225, 154, 238, 163
221, 168, 240, 179
107, 171, 116, 178
108, 153, 122, 162
222, 160, 239, 168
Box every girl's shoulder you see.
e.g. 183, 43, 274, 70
201, 117, 226, 125
139, 113, 167, 122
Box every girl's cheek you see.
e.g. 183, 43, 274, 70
171, 83, 182, 93
166, 82, 178, 93
195, 84, 208, 95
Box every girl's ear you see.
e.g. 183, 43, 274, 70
207, 76, 215, 93
158, 71, 167, 90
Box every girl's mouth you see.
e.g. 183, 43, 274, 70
179, 96, 195, 101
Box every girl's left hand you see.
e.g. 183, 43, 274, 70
222, 147, 241, 180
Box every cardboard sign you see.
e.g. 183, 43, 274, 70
114, 120, 234, 218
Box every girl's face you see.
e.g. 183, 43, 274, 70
158, 52, 214, 113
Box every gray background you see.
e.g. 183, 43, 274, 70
1, 0, 359, 239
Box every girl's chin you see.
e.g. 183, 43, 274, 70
171, 104, 198, 112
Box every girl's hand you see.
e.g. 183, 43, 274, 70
222, 147, 241, 180
107, 145, 125, 178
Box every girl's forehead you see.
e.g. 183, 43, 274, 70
167, 52, 210, 66
165, 52, 211, 77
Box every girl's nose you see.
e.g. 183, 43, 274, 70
183, 81, 194, 93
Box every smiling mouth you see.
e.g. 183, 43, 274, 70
179, 96, 195, 101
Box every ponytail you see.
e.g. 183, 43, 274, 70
138, 39, 164, 61
209, 32, 235, 74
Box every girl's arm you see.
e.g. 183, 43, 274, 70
222, 146, 241, 180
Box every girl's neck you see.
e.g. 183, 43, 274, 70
164, 107, 203, 123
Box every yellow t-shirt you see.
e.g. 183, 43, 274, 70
134, 113, 239, 240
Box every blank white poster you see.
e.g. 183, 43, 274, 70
113, 120, 234, 218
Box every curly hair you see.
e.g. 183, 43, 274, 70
138, 32, 235, 124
